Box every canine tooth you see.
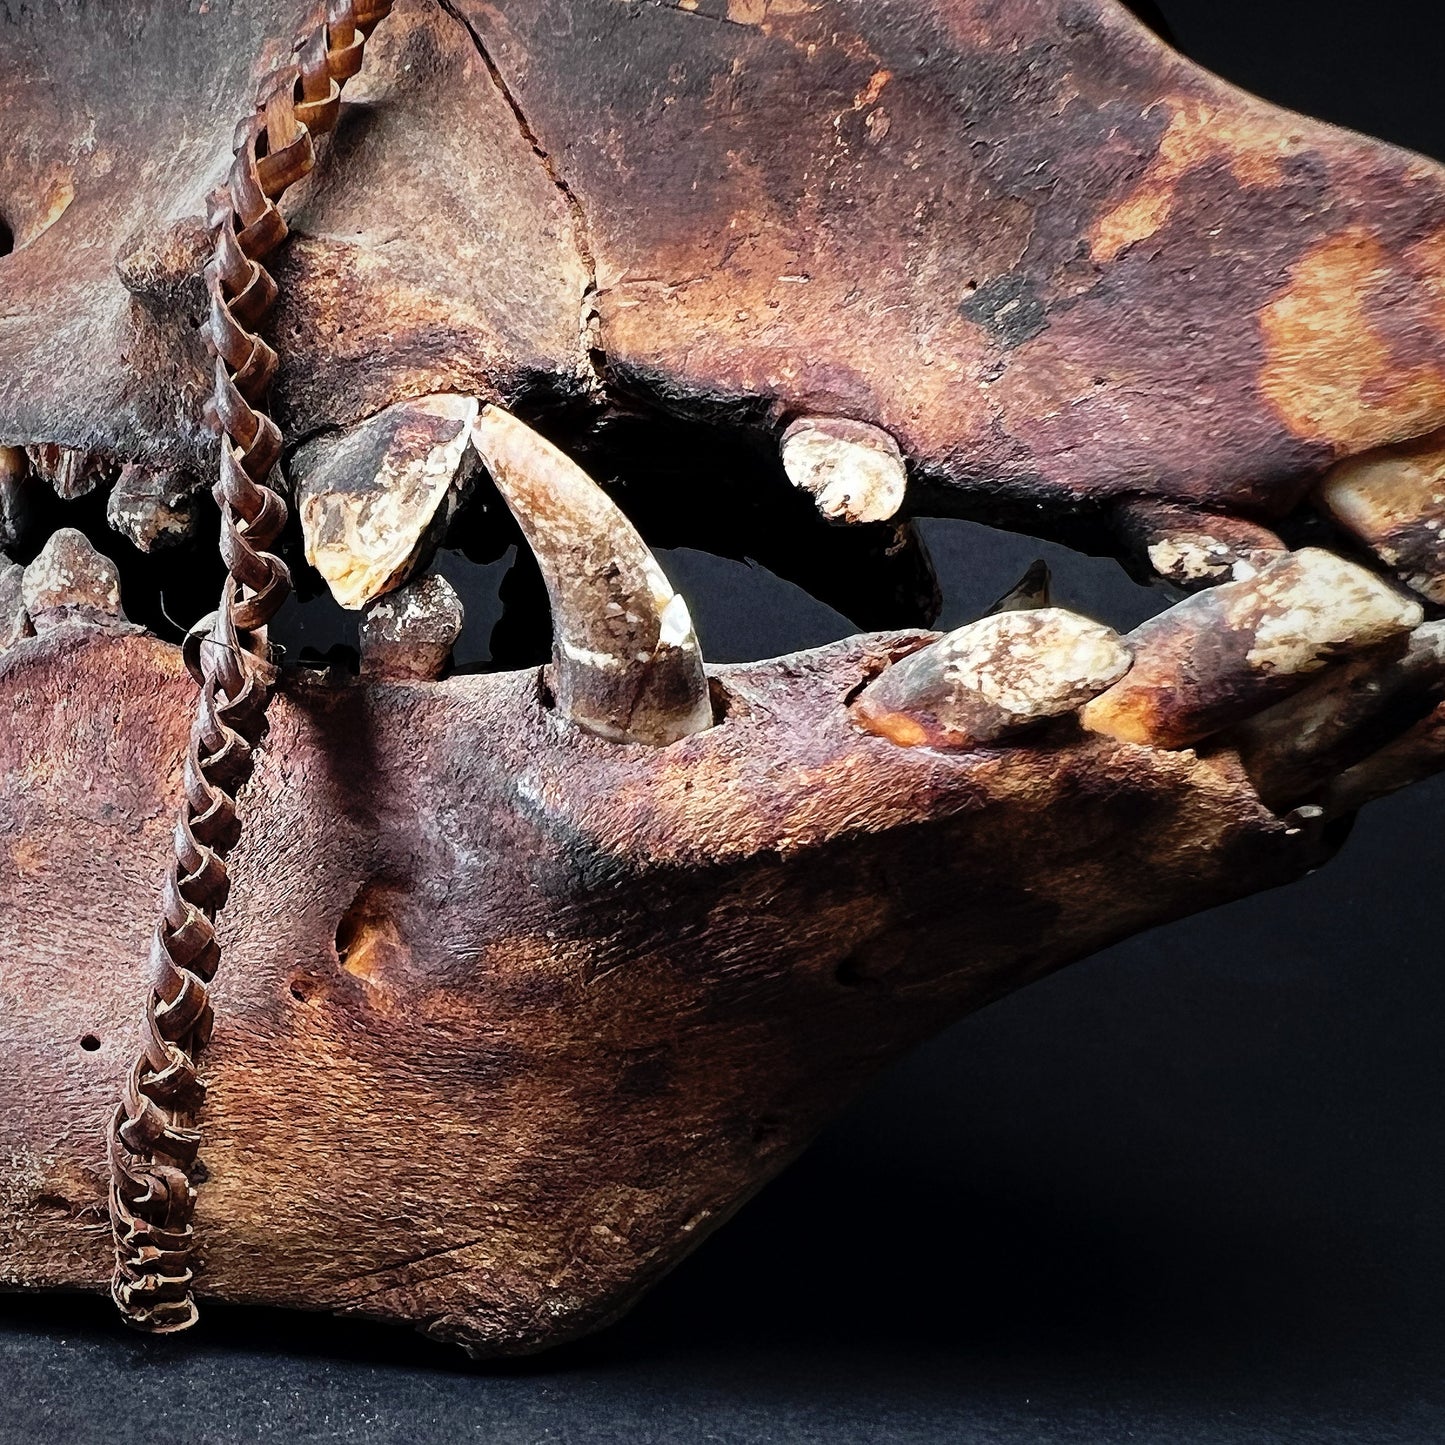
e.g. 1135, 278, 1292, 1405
0, 561, 33, 653
23, 444, 114, 501
468, 405, 713, 746
106, 464, 204, 552
1234, 621, 1445, 808
1115, 499, 1286, 591
1319, 701, 1445, 817
1080, 548, 1422, 749
0, 446, 32, 550
294, 395, 481, 610
852, 607, 1131, 749
781, 417, 908, 525
21, 528, 125, 629
360, 573, 465, 682
987, 559, 1051, 614
1317, 428, 1445, 603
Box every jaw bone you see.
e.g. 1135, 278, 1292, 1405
467, 405, 713, 747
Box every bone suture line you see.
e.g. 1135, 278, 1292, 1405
468, 405, 714, 747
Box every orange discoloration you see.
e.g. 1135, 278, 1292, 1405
1090, 98, 1305, 264
8, 838, 45, 879
855, 709, 931, 748
1260, 229, 1445, 455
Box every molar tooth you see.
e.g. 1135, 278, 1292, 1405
24, 444, 115, 501
987, 559, 1051, 614
1317, 428, 1445, 603
1080, 548, 1422, 749
1233, 621, 1445, 809
106, 464, 205, 552
0, 561, 33, 654
0, 446, 32, 551
851, 607, 1131, 749
781, 417, 908, 525
468, 405, 713, 747
21, 528, 125, 630
294, 394, 481, 610
359, 573, 465, 682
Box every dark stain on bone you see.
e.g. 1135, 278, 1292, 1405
959, 274, 1050, 351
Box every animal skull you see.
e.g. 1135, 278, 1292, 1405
2, 0, 1444, 1355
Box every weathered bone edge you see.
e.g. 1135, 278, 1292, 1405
0, 623, 1324, 1355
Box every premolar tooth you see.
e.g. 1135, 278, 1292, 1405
1115, 499, 1286, 591
106, 464, 205, 552
294, 394, 481, 610
1234, 621, 1445, 809
851, 607, 1131, 749
781, 417, 908, 525
21, 528, 125, 630
986, 559, 1051, 614
1317, 428, 1445, 603
360, 573, 465, 682
0, 446, 32, 551
24, 444, 115, 501
468, 405, 713, 747
1080, 548, 1422, 749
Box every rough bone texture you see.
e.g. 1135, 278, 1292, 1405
0, 624, 1323, 1354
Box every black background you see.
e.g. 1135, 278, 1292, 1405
6, 2, 1445, 1441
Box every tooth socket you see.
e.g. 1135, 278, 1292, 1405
1317, 428, 1445, 604
21, 528, 126, 630
360, 573, 465, 682
1081, 549, 1422, 750
852, 607, 1132, 749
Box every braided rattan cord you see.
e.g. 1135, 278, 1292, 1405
107, 0, 394, 1334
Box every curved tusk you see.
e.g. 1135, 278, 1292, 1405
468, 405, 713, 746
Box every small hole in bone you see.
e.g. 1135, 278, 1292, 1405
78, 1033, 101, 1052
335, 880, 410, 989
0, 216, 13, 258
288, 973, 319, 1003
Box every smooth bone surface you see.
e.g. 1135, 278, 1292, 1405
853, 608, 1131, 749
1081, 549, 1422, 749
468, 405, 713, 747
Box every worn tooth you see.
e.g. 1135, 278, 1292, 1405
21, 528, 125, 630
1233, 621, 1445, 808
0, 561, 34, 653
359, 573, 465, 682
1319, 700, 1445, 817
0, 446, 33, 551
106, 463, 205, 552
1317, 428, 1445, 603
24, 444, 115, 501
294, 394, 482, 610
1080, 548, 1422, 750
852, 607, 1131, 749
1115, 499, 1286, 591
781, 417, 908, 525
468, 404, 713, 746
987, 559, 1052, 614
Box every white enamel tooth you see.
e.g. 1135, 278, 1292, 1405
852, 607, 1132, 749
294, 394, 481, 610
359, 572, 465, 683
781, 417, 908, 526
467, 404, 713, 747
21, 528, 126, 630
